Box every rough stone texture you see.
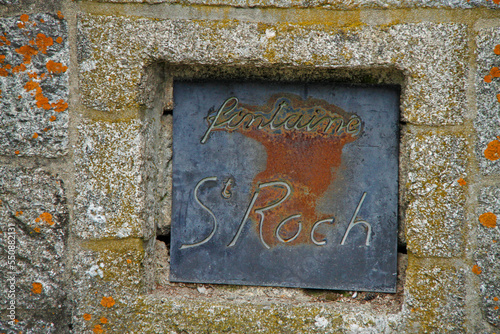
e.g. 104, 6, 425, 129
475, 186, 500, 328
156, 114, 172, 236
403, 257, 465, 333
70, 238, 147, 333
475, 28, 500, 176
0, 14, 68, 157
78, 15, 467, 126
74, 119, 148, 239
0, 166, 69, 332
404, 131, 467, 257
83, 0, 500, 9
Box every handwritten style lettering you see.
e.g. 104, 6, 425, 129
182, 177, 372, 249
201, 97, 362, 144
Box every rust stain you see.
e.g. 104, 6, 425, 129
207, 94, 361, 246
479, 212, 497, 228
484, 137, 500, 161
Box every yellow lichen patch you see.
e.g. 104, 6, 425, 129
83, 313, 92, 321
101, 296, 115, 308
472, 264, 482, 275
484, 137, 500, 161
31, 282, 43, 294
479, 212, 497, 228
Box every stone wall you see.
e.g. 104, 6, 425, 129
0, 0, 499, 333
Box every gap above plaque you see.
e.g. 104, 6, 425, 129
170, 80, 399, 292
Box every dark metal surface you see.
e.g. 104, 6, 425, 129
170, 81, 399, 292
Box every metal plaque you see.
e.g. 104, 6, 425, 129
170, 81, 399, 292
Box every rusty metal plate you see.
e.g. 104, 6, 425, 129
170, 81, 399, 292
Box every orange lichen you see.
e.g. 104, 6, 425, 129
496, 306, 499, 310
17, 23, 25, 29
0, 68, 9, 77
32, 133, 38, 139
0, 36, 11, 46
100, 296, 115, 308
46, 60, 67, 74
472, 264, 482, 275
494, 297, 499, 301
29, 40, 34, 46
31, 282, 42, 294
479, 212, 497, 228
40, 212, 54, 225
50, 115, 56, 122
35, 88, 51, 110
0, 55, 4, 63
100, 317, 108, 324
15, 45, 38, 64
495, 45, 500, 55
494, 0, 500, 4
40, 19, 45, 23
52, 99, 68, 112
484, 137, 500, 161
15, 211, 23, 216
485, 75, 493, 83
24, 80, 38, 92
56, 37, 63, 44
35, 217, 41, 222
83, 313, 91, 321
457, 178, 466, 186
92, 325, 103, 334
20, 14, 29, 22
43, 127, 49, 132
12, 63, 27, 73
34, 227, 40, 233
126, 259, 132, 264
35, 34, 53, 54
491, 67, 500, 78
15, 150, 20, 155
57, 11, 64, 19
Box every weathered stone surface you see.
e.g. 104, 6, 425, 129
79, 15, 467, 125
156, 114, 172, 236
0, 166, 69, 331
404, 257, 465, 333
475, 186, 500, 328
74, 119, 148, 239
83, 0, 500, 9
0, 13, 68, 157
475, 28, 500, 175
405, 131, 467, 257
70, 239, 146, 333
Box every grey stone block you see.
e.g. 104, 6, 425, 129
0, 14, 68, 157
475, 28, 500, 175
475, 186, 500, 328
79, 15, 467, 126
74, 119, 147, 239
0, 166, 69, 331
